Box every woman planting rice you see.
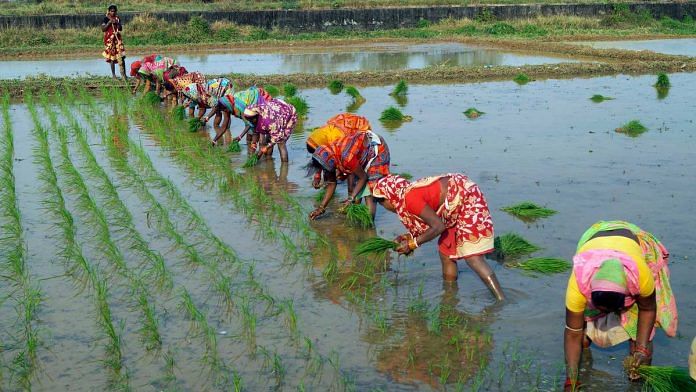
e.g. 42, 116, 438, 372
131, 54, 178, 95
101, 4, 126, 80
171, 72, 206, 116
306, 113, 372, 153
370, 173, 504, 300
308, 131, 390, 220
178, 77, 234, 124
242, 98, 297, 163
210, 86, 272, 147
563, 221, 678, 391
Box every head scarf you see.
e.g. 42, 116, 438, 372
591, 258, 628, 294
130, 61, 142, 77
326, 113, 372, 135
307, 124, 345, 151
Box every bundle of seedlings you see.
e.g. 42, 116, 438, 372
380, 107, 413, 123
622, 359, 696, 392
654, 73, 671, 88
285, 96, 309, 117
615, 120, 647, 137
494, 233, 541, 260
590, 94, 613, 103
398, 172, 413, 180
172, 105, 186, 121
501, 202, 556, 220
355, 237, 398, 257
345, 85, 365, 103
243, 154, 259, 168
283, 83, 297, 97
141, 91, 161, 105
508, 257, 571, 274
513, 73, 531, 85
227, 139, 241, 153
264, 84, 280, 97
464, 108, 485, 119
328, 80, 344, 94
188, 117, 203, 132
390, 80, 408, 97
340, 203, 373, 228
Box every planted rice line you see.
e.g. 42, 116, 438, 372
25, 94, 128, 386
0, 93, 44, 391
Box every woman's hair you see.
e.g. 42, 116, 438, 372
304, 157, 323, 177
108, 4, 118, 12
306, 143, 316, 154
591, 290, 626, 312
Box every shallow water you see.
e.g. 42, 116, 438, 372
577, 38, 696, 57
1, 72, 695, 391
0, 42, 576, 79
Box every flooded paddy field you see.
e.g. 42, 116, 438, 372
1, 72, 694, 391
0, 42, 577, 79
576, 38, 696, 57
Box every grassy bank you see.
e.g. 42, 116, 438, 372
0, 0, 647, 15
1, 9, 695, 57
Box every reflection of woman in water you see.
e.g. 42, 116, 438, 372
101, 4, 126, 80
371, 173, 504, 301
563, 221, 678, 391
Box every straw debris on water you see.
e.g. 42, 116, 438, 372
501, 202, 556, 220
494, 233, 541, 259
355, 237, 398, 257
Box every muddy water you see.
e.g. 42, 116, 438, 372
578, 38, 696, 57
2, 72, 695, 390
0, 42, 576, 79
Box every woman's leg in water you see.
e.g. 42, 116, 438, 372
463, 254, 505, 301
278, 142, 288, 162
439, 252, 459, 282
214, 111, 222, 127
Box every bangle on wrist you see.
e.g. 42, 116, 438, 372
408, 236, 419, 250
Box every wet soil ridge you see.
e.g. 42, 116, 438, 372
1, 2, 694, 31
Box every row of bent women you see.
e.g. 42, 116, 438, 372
130, 54, 679, 390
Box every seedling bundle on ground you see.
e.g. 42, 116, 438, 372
188, 117, 203, 132
341, 203, 373, 228
513, 73, 531, 85
464, 108, 485, 119
501, 201, 556, 221
390, 80, 408, 96
227, 139, 242, 152
590, 94, 613, 103
285, 95, 309, 117
264, 84, 280, 97
328, 80, 344, 94
283, 83, 297, 97
615, 120, 647, 137
380, 107, 413, 129
494, 233, 541, 259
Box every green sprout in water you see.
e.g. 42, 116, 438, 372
285, 96, 309, 117
264, 84, 280, 97
464, 108, 485, 119
283, 83, 297, 97
390, 80, 408, 97
494, 233, 541, 260
342, 203, 373, 228
508, 257, 571, 274
188, 117, 203, 132
172, 105, 185, 121
355, 237, 398, 257
615, 120, 647, 137
513, 73, 530, 85
328, 80, 344, 94
227, 139, 241, 153
590, 94, 613, 103
654, 73, 671, 88
501, 201, 556, 220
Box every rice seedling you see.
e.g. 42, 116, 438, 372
283, 83, 298, 98
188, 117, 203, 132
227, 139, 241, 153
141, 91, 161, 106
390, 80, 408, 97
345, 85, 365, 103
172, 105, 186, 121
464, 108, 485, 119
623, 362, 696, 392
272, 352, 286, 385
328, 80, 344, 94
508, 257, 571, 274
615, 120, 648, 137
654, 73, 671, 88
494, 233, 541, 260
243, 153, 259, 168
501, 201, 557, 220
513, 73, 531, 85
314, 187, 327, 203
379, 106, 412, 123
342, 203, 373, 228
264, 84, 280, 97
590, 94, 613, 103
355, 237, 398, 257
285, 95, 309, 117
136, 286, 162, 350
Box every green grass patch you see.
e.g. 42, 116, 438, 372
188, 117, 203, 132
171, 105, 185, 121
227, 139, 241, 153
328, 80, 344, 94
285, 95, 309, 117
355, 237, 398, 257
501, 201, 556, 220
654, 72, 671, 88
463, 108, 485, 119
342, 203, 373, 228
243, 154, 259, 168
283, 83, 297, 97
590, 94, 613, 103
390, 80, 408, 97
494, 233, 541, 260
513, 73, 531, 85
615, 120, 647, 137
508, 257, 571, 274
264, 84, 280, 97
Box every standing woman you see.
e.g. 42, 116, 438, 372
308, 131, 390, 220
563, 221, 678, 391
242, 98, 297, 163
371, 173, 504, 300
101, 4, 126, 80
211, 86, 272, 146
